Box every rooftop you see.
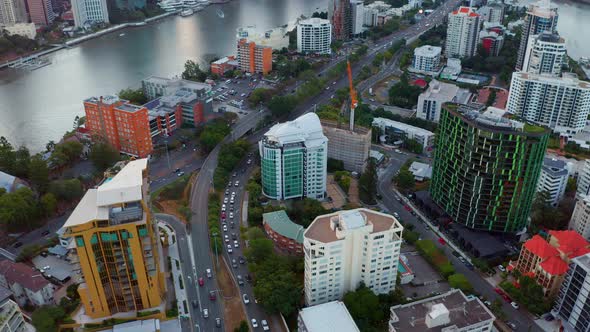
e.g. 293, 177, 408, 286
536, 32, 564, 44
421, 80, 460, 102
0, 260, 51, 292
115, 103, 144, 113
414, 45, 442, 57
263, 210, 305, 244
513, 71, 590, 89
305, 208, 401, 243
539, 256, 569, 275
523, 235, 559, 259
542, 158, 568, 177
299, 17, 331, 25
299, 301, 359, 332
452, 6, 479, 17
372, 118, 435, 137
549, 230, 590, 259
264, 113, 327, 147
62, 159, 148, 228
389, 289, 495, 332
85, 95, 120, 105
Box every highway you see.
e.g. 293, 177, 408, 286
183, 0, 465, 330
375, 150, 543, 332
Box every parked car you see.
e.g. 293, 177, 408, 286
511, 302, 519, 309
261, 319, 269, 331
251, 319, 258, 328
243, 294, 250, 304
497, 265, 506, 272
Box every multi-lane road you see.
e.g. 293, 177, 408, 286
375, 150, 543, 332
182, 1, 466, 331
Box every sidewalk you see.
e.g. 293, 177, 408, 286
158, 221, 190, 319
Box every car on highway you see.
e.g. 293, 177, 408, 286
223, 224, 228, 232
13, 242, 22, 248
225, 189, 229, 195
234, 180, 240, 187
511, 302, 519, 309
234, 240, 239, 248
227, 244, 233, 253
246, 274, 252, 283
209, 291, 216, 301
203, 309, 209, 318
206, 269, 212, 278
232, 258, 238, 268
198, 277, 204, 286
224, 234, 229, 243
41, 230, 50, 236
251, 319, 258, 328
223, 197, 228, 204
232, 232, 237, 240
192, 300, 198, 308
261, 320, 269, 331
215, 318, 221, 328
438, 237, 446, 245
239, 256, 246, 264
229, 212, 234, 219
221, 212, 226, 218
243, 294, 250, 304
221, 204, 226, 212
237, 275, 244, 285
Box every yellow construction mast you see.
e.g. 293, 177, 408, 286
347, 60, 357, 131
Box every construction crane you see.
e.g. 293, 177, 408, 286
346, 60, 358, 131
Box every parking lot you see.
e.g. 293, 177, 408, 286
400, 250, 451, 299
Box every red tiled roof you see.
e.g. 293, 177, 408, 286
539, 256, 569, 276
469, 12, 479, 17
413, 79, 428, 88
459, 7, 470, 13
523, 235, 559, 259
0, 260, 50, 292
549, 230, 590, 258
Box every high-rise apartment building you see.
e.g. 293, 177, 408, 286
0, 0, 27, 26
303, 209, 403, 306
61, 159, 165, 319
431, 104, 549, 233
479, 23, 505, 56
515, 0, 558, 71
537, 157, 569, 207
522, 32, 567, 77
0, 295, 26, 332
71, 0, 109, 27
237, 38, 272, 75
412, 45, 442, 73
297, 18, 332, 55
552, 253, 590, 331
259, 113, 327, 200
350, 0, 364, 36
477, 3, 504, 23
26, 0, 55, 25
321, 120, 371, 174
578, 160, 590, 198
84, 95, 153, 158
570, 196, 590, 240
236, 26, 289, 50
507, 72, 590, 134
328, 0, 351, 41
445, 7, 481, 58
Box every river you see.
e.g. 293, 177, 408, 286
0, 0, 588, 151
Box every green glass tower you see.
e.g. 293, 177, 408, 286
430, 104, 549, 233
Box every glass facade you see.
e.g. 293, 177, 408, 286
430, 105, 549, 233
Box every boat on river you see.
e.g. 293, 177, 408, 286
180, 8, 194, 16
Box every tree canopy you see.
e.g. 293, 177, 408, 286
119, 88, 148, 105
359, 158, 378, 204
182, 60, 208, 82
90, 142, 121, 171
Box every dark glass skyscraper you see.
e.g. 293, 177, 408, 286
431, 104, 549, 233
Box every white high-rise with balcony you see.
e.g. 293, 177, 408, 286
445, 7, 481, 58
297, 18, 332, 55
522, 32, 567, 77
537, 157, 569, 206
303, 209, 403, 306
412, 45, 442, 73
507, 72, 590, 134
71, 0, 109, 27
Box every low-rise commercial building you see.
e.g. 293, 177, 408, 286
263, 210, 304, 255
372, 118, 435, 153
388, 289, 495, 332
411, 45, 442, 74
298, 301, 359, 332
141, 76, 211, 100
0, 260, 55, 307
321, 120, 371, 173
297, 18, 332, 55
210, 56, 237, 76
537, 157, 569, 206
510, 231, 590, 297
409, 161, 432, 181
3, 23, 36, 39
237, 38, 272, 75
304, 209, 403, 306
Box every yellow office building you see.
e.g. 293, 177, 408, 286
62, 159, 165, 319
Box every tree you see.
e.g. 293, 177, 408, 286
199, 119, 231, 152
248, 88, 274, 107
40, 193, 58, 217
404, 138, 423, 154
244, 238, 274, 264
32, 305, 66, 332
267, 95, 297, 119
28, 155, 50, 193
49, 179, 83, 202
531, 190, 565, 229
288, 198, 328, 227
394, 169, 415, 191
327, 158, 345, 172
119, 88, 148, 105
388, 73, 422, 108
13, 146, 30, 178
343, 285, 384, 329
448, 273, 473, 292
0, 187, 40, 231
182, 60, 207, 82
54, 141, 83, 164
359, 158, 378, 204
253, 263, 301, 316
90, 142, 120, 171
0, 136, 16, 174
234, 321, 249, 332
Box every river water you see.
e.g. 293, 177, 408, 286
0, 0, 588, 151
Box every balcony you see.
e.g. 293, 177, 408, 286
110, 203, 143, 225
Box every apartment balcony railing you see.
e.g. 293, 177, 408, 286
110, 203, 143, 225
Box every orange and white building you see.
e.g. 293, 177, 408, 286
84, 95, 153, 158
510, 230, 590, 297
237, 38, 272, 75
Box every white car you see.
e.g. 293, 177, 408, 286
229, 212, 234, 219
221, 205, 226, 212
251, 318, 258, 328
497, 265, 506, 272
234, 180, 240, 187
224, 235, 229, 243
223, 197, 228, 204
223, 225, 228, 232
261, 320, 269, 331
203, 309, 209, 318
511, 302, 519, 309
234, 240, 239, 248
243, 294, 250, 304
227, 244, 233, 253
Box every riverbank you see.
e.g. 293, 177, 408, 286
0, 11, 177, 70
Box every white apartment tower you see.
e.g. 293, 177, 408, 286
507, 72, 590, 134
71, 0, 109, 27
0, 0, 27, 26
259, 113, 328, 201
522, 32, 567, 77
569, 197, 590, 240
445, 7, 481, 58
303, 209, 403, 306
537, 157, 569, 206
350, 0, 364, 36
553, 253, 590, 331
297, 18, 332, 55
477, 3, 504, 23
577, 159, 590, 198
515, 0, 558, 71
412, 45, 442, 73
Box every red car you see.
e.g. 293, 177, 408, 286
209, 291, 216, 301
221, 212, 226, 219
404, 205, 412, 212
198, 277, 204, 287
494, 288, 504, 295
438, 237, 446, 245
502, 294, 511, 302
